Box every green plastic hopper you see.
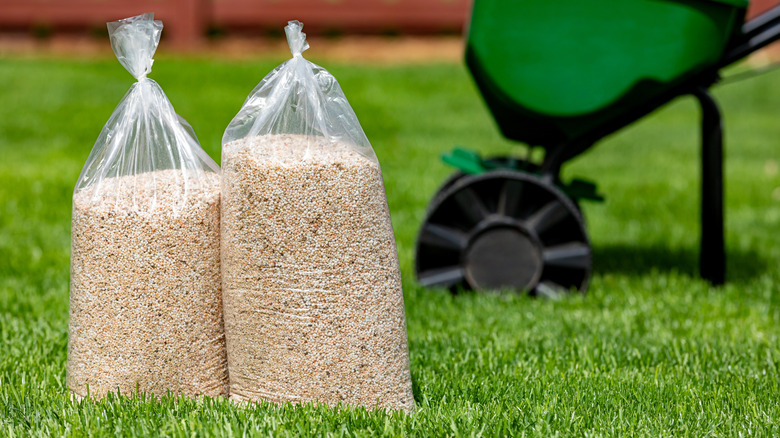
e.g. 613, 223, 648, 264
466, 0, 748, 146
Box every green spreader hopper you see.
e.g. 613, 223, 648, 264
416, 0, 780, 295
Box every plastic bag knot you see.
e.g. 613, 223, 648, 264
136, 66, 152, 82
108, 13, 162, 80
285, 20, 310, 58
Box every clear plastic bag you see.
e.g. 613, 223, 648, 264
67, 13, 228, 400
221, 21, 414, 412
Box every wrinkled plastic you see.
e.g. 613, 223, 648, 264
67, 13, 228, 400
222, 20, 375, 162
76, 13, 220, 213
220, 21, 414, 412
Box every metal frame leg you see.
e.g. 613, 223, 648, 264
692, 87, 725, 285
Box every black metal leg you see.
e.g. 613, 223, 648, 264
692, 87, 725, 285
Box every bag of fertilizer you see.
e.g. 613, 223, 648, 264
220, 20, 414, 412
67, 13, 228, 400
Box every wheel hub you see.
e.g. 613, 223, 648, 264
463, 224, 543, 291
415, 170, 591, 294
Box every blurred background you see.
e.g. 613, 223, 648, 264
0, 0, 473, 61
0, 0, 777, 54
2, 0, 780, 68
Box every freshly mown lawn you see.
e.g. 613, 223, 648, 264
1, 55, 779, 436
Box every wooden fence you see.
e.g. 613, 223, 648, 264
0, 0, 471, 47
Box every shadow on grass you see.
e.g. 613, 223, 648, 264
592, 244, 769, 283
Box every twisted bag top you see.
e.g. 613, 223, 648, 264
222, 20, 377, 163
75, 13, 219, 213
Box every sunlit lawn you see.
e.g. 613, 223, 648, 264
1, 55, 779, 436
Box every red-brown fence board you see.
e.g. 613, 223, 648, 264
0, 0, 209, 46
211, 0, 470, 33
0, 0, 471, 46
748, 0, 779, 18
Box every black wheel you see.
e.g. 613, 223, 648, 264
429, 157, 540, 210
415, 170, 591, 296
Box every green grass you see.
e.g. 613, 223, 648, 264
1, 55, 780, 436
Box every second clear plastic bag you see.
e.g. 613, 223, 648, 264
67, 13, 228, 400
221, 21, 414, 412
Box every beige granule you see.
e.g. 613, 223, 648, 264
67, 169, 229, 400
221, 134, 414, 412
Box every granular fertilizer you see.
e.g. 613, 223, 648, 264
221, 134, 414, 412
67, 169, 228, 399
